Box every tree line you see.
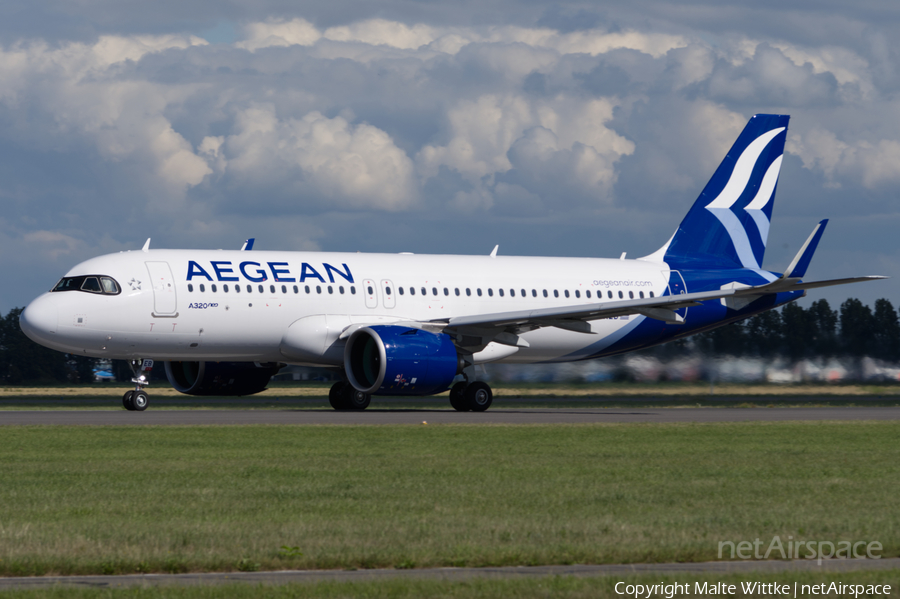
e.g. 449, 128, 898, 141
2, 298, 900, 384
694, 298, 900, 361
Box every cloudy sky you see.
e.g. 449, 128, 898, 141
2, 1, 898, 315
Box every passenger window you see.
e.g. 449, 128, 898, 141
421, 287, 426, 295
488, 288, 493, 297
367, 286, 373, 295
223, 284, 229, 293
258, 285, 264, 293
235, 285, 240, 294
466, 288, 471, 296
443, 288, 449, 296
399, 287, 404, 295
575, 290, 580, 298
477, 289, 482, 297
629, 291, 634, 299
81, 277, 102, 293
351, 286, 356, 295
188, 284, 194, 292
564, 290, 569, 298
498, 289, 504, 297
650, 291, 654, 298
247, 285, 252, 293
543, 290, 548, 297
586, 290, 591, 298
317, 286, 322, 294
281, 285, 286, 293
553, 290, 559, 298
305, 285, 310, 294
410, 287, 415, 296
455, 288, 460, 296
270, 285, 275, 294
339, 286, 345, 294
293, 285, 298, 294
200, 284, 206, 292
509, 289, 514, 297
521, 289, 526, 297
212, 284, 218, 293
328, 286, 333, 294
385, 287, 392, 295
608, 290, 613, 299
639, 291, 644, 299
432, 287, 437, 296
618, 291, 623, 299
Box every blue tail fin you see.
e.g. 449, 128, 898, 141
662, 114, 790, 270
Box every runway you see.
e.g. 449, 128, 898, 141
1, 406, 899, 425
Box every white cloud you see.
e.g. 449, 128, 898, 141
219, 106, 418, 211
237, 18, 321, 51
789, 128, 900, 190
236, 18, 688, 59
323, 19, 439, 50
22, 230, 87, 261
0, 34, 212, 202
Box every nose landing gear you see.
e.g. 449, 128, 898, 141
123, 359, 153, 411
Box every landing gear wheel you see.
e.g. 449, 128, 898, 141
131, 390, 149, 411
465, 381, 493, 412
343, 386, 371, 410
126, 358, 153, 412
449, 382, 469, 411
329, 382, 348, 410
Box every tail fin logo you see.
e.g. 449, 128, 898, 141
705, 127, 785, 269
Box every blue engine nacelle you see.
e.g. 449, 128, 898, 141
344, 326, 461, 396
164, 361, 282, 396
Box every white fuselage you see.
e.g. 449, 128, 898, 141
23, 249, 676, 365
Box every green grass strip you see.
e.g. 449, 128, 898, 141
0, 422, 898, 575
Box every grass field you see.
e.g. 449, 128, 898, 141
0, 421, 897, 577
3, 571, 899, 598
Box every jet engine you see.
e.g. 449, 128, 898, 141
164, 361, 282, 396
344, 326, 461, 396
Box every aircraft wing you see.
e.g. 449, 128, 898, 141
436, 275, 886, 348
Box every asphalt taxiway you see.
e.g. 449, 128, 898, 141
1, 558, 897, 590
1, 406, 898, 425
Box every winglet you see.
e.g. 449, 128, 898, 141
490, 245, 499, 258
241, 238, 255, 251
784, 220, 827, 278
141, 238, 151, 253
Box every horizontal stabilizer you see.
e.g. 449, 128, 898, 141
743, 275, 888, 295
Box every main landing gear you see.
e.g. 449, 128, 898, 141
122, 359, 154, 411
328, 381, 371, 411
449, 380, 493, 412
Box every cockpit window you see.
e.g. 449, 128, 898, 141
101, 277, 119, 294
53, 277, 85, 292
52, 275, 121, 296
81, 277, 102, 293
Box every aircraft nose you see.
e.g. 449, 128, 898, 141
20, 294, 59, 343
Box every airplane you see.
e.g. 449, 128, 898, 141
19, 114, 884, 412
